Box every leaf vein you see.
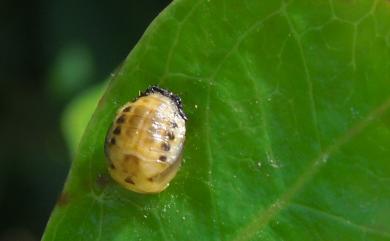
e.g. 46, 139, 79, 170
290, 202, 390, 238
232, 96, 390, 241
159, 0, 204, 85
282, 2, 322, 151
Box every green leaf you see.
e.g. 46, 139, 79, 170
42, 0, 390, 240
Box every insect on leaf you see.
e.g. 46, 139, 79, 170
42, 0, 390, 241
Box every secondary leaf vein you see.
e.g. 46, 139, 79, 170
232, 96, 390, 241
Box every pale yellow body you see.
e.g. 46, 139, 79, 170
105, 93, 186, 193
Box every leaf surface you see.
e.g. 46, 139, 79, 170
42, 1, 390, 240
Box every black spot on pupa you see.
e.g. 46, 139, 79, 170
171, 122, 178, 128
123, 106, 131, 112
167, 131, 175, 140
159, 155, 167, 162
113, 127, 121, 135
125, 177, 135, 184
110, 138, 116, 145
110, 163, 115, 169
140, 86, 187, 121
161, 142, 170, 151
116, 115, 126, 124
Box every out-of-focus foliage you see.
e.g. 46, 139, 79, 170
0, 1, 170, 240
48, 44, 95, 101
43, 0, 390, 240
62, 83, 106, 155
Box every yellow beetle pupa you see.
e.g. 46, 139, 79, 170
104, 86, 187, 193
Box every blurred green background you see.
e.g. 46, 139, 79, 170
0, 1, 170, 240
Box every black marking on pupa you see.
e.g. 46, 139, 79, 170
139, 86, 187, 121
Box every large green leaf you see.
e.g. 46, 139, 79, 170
42, 0, 390, 240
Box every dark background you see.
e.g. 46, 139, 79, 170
0, 1, 170, 240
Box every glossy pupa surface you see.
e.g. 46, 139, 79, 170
105, 86, 186, 193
